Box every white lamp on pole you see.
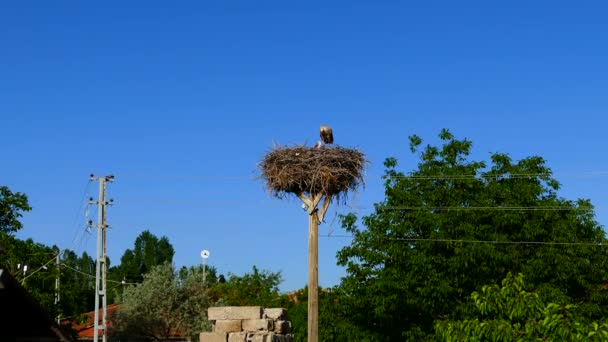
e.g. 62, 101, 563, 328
200, 249, 210, 284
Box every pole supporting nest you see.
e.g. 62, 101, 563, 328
297, 192, 332, 224
297, 191, 333, 342
260, 145, 366, 342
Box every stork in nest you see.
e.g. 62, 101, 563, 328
314, 125, 334, 148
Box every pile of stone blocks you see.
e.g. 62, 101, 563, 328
200, 306, 293, 342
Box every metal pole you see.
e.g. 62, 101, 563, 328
203, 260, 206, 285
201, 250, 210, 286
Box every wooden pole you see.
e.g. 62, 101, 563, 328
299, 192, 328, 342
307, 203, 319, 342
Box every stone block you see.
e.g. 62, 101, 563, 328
273, 320, 291, 334
214, 319, 242, 333
200, 331, 228, 342
242, 318, 273, 332
246, 332, 274, 342
209, 306, 263, 320
263, 308, 287, 320
228, 332, 247, 342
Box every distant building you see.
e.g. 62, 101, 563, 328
62, 304, 188, 341
61, 304, 120, 341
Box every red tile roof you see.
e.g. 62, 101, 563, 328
62, 304, 120, 339
62, 304, 188, 341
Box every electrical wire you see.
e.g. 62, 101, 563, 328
320, 235, 605, 246
60, 263, 139, 285
385, 173, 553, 180
69, 179, 93, 255
104, 171, 608, 181
21, 254, 59, 283
384, 172, 608, 180
113, 199, 597, 212
379, 206, 591, 211
112, 173, 255, 181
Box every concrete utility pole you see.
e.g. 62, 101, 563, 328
55, 251, 60, 324
90, 174, 114, 342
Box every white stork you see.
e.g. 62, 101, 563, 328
315, 125, 334, 148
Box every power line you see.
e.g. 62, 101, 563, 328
386, 173, 553, 180
21, 254, 59, 283
320, 235, 605, 246
61, 263, 138, 285
69, 179, 93, 256
113, 174, 255, 181
357, 172, 592, 179
105, 171, 608, 182
379, 206, 592, 211
390, 172, 608, 180
60, 263, 95, 279
115, 198, 596, 212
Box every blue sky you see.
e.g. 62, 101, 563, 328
2, 1, 608, 291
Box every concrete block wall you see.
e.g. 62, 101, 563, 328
201, 306, 293, 342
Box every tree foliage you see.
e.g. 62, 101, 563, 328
337, 129, 608, 339
111, 263, 212, 341
112, 263, 284, 341
211, 265, 282, 307
0, 233, 59, 314
0, 185, 31, 234
283, 287, 373, 342
60, 249, 96, 320
0, 231, 98, 323
435, 273, 608, 341
110, 230, 174, 284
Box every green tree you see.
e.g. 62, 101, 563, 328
0, 186, 100, 324
178, 264, 218, 286
435, 273, 608, 341
0, 233, 58, 311
110, 230, 174, 284
1, 231, 98, 324
211, 266, 282, 307
0, 185, 31, 234
337, 129, 608, 340
111, 263, 212, 341
59, 249, 96, 320
282, 287, 372, 342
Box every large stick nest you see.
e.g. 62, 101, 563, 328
260, 146, 366, 199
